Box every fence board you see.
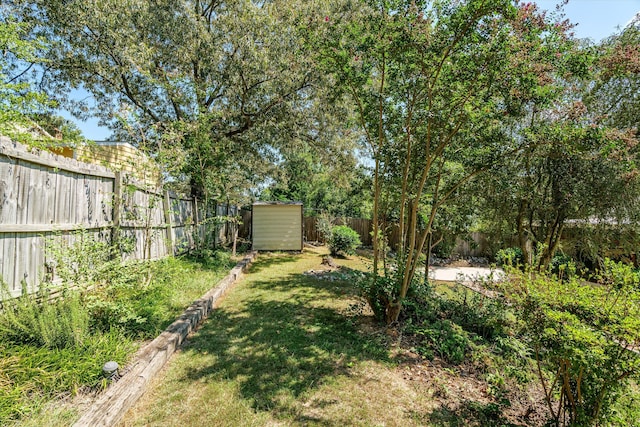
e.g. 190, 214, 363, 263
0, 139, 210, 297
0, 233, 16, 293
0, 137, 115, 178
0, 155, 18, 224
43, 164, 56, 225
16, 158, 31, 226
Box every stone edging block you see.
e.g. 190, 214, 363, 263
73, 251, 258, 427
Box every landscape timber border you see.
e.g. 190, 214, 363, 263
73, 251, 258, 427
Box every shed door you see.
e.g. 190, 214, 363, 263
252, 205, 302, 250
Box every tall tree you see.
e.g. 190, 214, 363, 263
16, 0, 345, 199
480, 122, 639, 268
314, 0, 574, 322
0, 9, 50, 140
587, 17, 640, 133
479, 13, 640, 269
260, 148, 372, 217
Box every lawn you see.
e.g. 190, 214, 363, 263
119, 247, 526, 427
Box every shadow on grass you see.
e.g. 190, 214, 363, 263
178, 272, 389, 413
427, 401, 523, 427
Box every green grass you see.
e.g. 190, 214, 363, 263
123, 250, 640, 426
121, 248, 422, 426
0, 253, 233, 426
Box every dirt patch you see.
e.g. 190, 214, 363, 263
393, 349, 549, 426
351, 315, 551, 426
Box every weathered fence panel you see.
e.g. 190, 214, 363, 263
452, 232, 490, 258
338, 217, 373, 246
0, 137, 213, 298
301, 216, 374, 246
238, 208, 252, 240
171, 195, 197, 255
0, 138, 119, 296
303, 216, 320, 242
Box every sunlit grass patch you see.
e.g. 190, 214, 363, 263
122, 247, 397, 426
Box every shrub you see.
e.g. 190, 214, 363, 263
191, 248, 232, 268
495, 247, 523, 266
549, 252, 576, 279
0, 290, 90, 349
327, 225, 362, 256
315, 213, 333, 243
45, 229, 115, 287
408, 319, 470, 364
495, 261, 640, 426
355, 272, 398, 322
431, 234, 457, 259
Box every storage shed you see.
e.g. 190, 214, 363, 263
252, 202, 303, 251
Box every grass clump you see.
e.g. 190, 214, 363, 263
0, 291, 89, 349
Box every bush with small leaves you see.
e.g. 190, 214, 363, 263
495, 247, 523, 266
327, 225, 362, 256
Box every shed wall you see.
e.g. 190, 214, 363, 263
252, 205, 302, 251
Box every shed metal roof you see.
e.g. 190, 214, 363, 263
253, 201, 303, 206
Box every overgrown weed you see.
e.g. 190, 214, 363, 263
0, 231, 234, 425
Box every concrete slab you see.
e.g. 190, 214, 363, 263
427, 266, 504, 283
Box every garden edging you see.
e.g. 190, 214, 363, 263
73, 251, 258, 427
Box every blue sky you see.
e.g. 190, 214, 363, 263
64, 0, 640, 141
535, 0, 640, 41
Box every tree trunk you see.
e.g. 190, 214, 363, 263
232, 221, 238, 257
517, 199, 533, 265
386, 301, 402, 324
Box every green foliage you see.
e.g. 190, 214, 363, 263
404, 282, 514, 340
608, 381, 640, 427
30, 112, 85, 143
0, 18, 52, 144
430, 234, 458, 259
496, 261, 640, 426
398, 280, 530, 393
0, 290, 89, 349
190, 248, 232, 269
327, 225, 361, 256
495, 247, 523, 267
311, 0, 582, 323
87, 254, 233, 338
411, 319, 470, 364
355, 272, 398, 322
0, 329, 135, 425
260, 151, 372, 218
15, 0, 351, 206
549, 253, 577, 279
315, 212, 333, 243
596, 257, 640, 291
589, 19, 640, 132
477, 9, 640, 270
45, 230, 115, 287
0, 230, 234, 424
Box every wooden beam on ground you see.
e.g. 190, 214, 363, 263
72, 251, 258, 427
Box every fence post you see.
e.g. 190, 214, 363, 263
192, 197, 199, 251
163, 191, 175, 256
111, 171, 122, 258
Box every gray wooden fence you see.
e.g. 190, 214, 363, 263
0, 137, 212, 298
